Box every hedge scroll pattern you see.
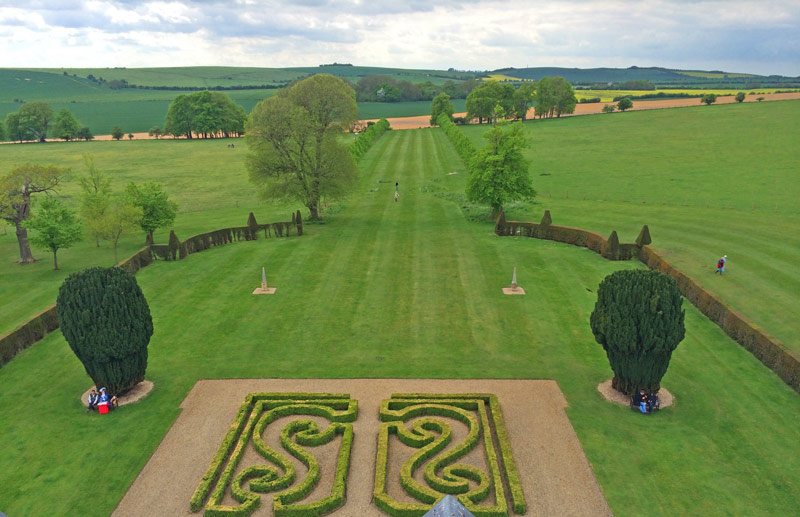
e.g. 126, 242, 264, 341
374, 393, 526, 517
190, 393, 357, 517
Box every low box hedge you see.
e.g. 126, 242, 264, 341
192, 393, 356, 516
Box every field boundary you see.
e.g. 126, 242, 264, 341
0, 213, 303, 368
495, 211, 800, 393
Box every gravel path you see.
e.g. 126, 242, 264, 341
113, 379, 610, 516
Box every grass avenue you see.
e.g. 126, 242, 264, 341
0, 99, 798, 515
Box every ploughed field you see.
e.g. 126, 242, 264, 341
0, 104, 798, 516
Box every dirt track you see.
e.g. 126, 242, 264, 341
113, 378, 611, 516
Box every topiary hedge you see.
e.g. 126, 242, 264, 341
56, 267, 153, 395
374, 393, 526, 517
192, 393, 357, 516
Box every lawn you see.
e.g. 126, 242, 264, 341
0, 109, 798, 516
461, 100, 800, 355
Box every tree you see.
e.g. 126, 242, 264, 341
127, 133, 134, 140
165, 91, 246, 139
512, 82, 536, 120
76, 127, 94, 141
735, 91, 746, 103
246, 74, 358, 220
466, 81, 515, 124
26, 196, 82, 270
466, 122, 535, 216
98, 197, 142, 263
14, 102, 53, 142
701, 93, 718, 105
52, 108, 81, 141
148, 126, 163, 139
602, 104, 616, 113
0, 118, 5, 142
430, 92, 455, 126
590, 269, 685, 395
125, 182, 178, 243
79, 155, 112, 247
535, 77, 577, 118
111, 126, 124, 140
617, 97, 633, 111
0, 164, 65, 263
57, 267, 153, 396
5, 112, 24, 142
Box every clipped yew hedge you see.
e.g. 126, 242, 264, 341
497, 210, 800, 393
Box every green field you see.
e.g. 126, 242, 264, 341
0, 69, 461, 134
0, 102, 798, 515
460, 100, 800, 354
574, 88, 793, 102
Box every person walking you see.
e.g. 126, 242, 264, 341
394, 181, 399, 202
715, 255, 727, 274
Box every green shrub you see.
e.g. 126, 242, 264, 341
56, 267, 153, 395
590, 269, 685, 395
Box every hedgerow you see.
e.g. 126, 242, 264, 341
350, 118, 390, 161
436, 114, 477, 167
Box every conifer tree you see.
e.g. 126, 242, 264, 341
57, 267, 153, 395
590, 269, 685, 395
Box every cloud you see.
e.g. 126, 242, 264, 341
0, 0, 797, 75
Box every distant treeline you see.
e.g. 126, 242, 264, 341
355, 75, 480, 102
85, 74, 291, 91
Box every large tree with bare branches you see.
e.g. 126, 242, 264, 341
0, 164, 65, 263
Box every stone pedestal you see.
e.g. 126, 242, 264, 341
253, 267, 277, 295
502, 267, 525, 295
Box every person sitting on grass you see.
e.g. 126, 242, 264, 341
638, 389, 649, 414
647, 392, 660, 413
87, 389, 99, 411
110, 395, 119, 411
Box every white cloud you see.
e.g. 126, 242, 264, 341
0, 0, 797, 75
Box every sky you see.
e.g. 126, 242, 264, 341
0, 0, 798, 76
